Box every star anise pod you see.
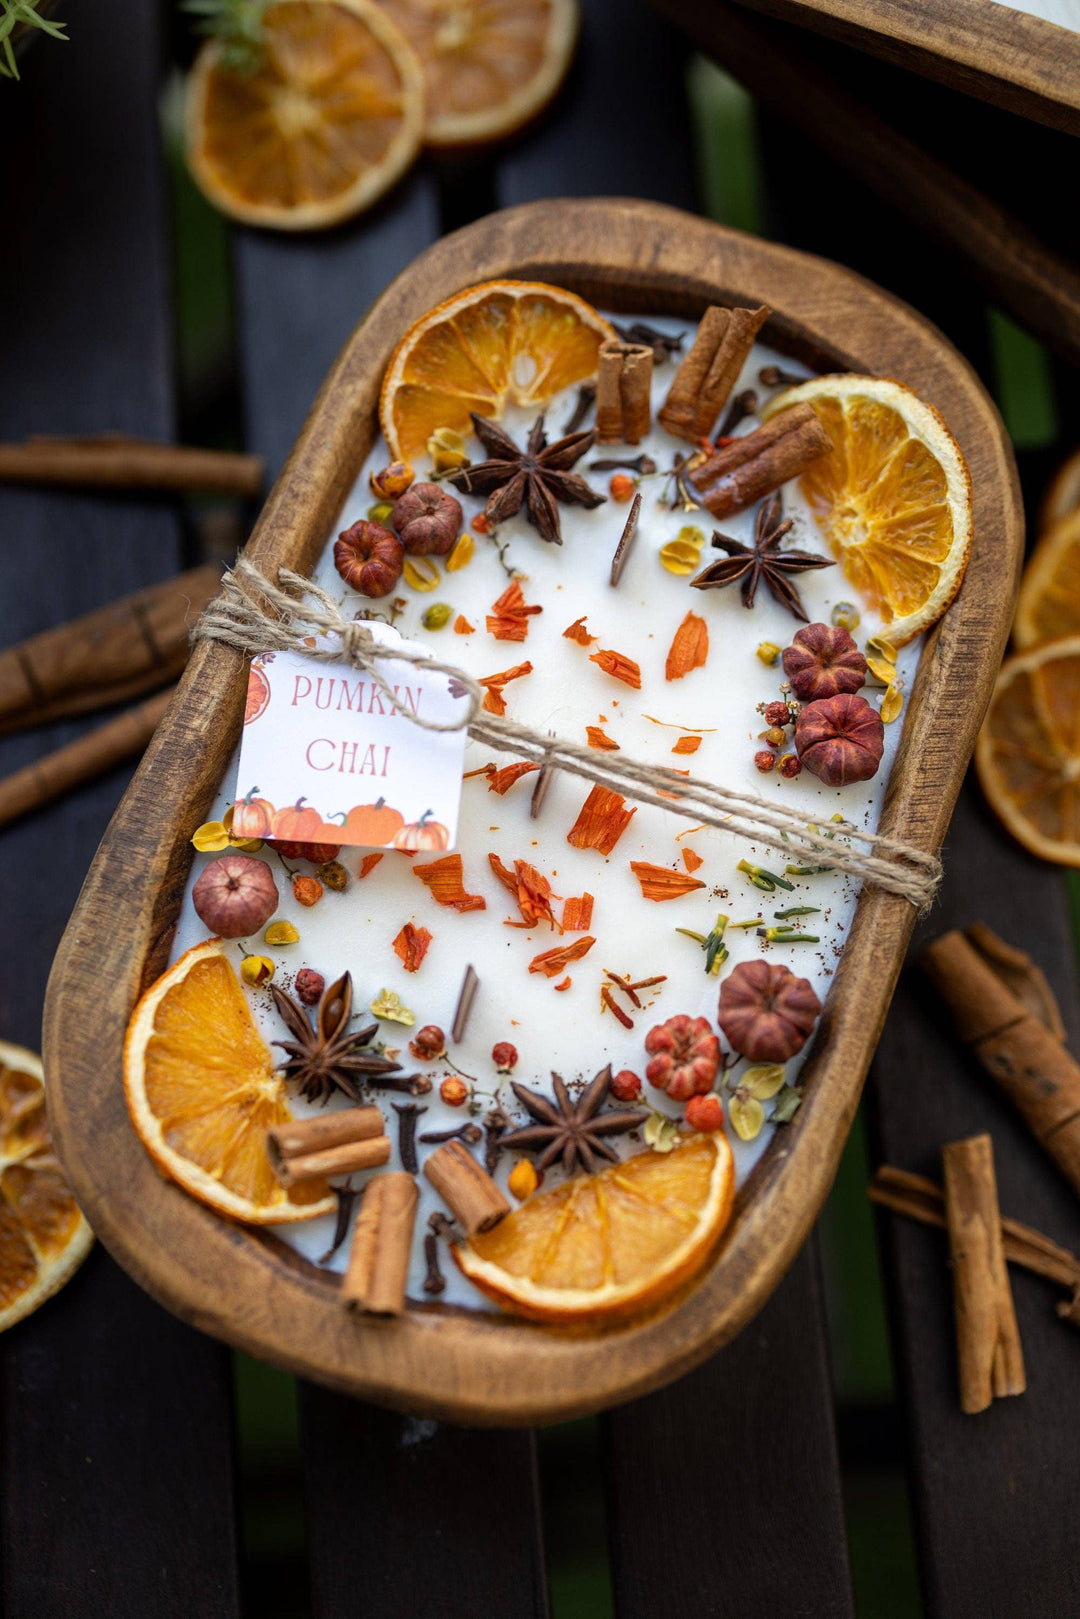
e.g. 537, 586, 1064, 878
449, 413, 605, 546
689, 492, 833, 621
271, 971, 400, 1105
500, 1066, 648, 1176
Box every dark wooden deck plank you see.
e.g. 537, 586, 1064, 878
0, 4, 241, 1614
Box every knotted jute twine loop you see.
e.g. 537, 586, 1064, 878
193, 560, 942, 909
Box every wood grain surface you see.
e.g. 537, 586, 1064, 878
43, 197, 1022, 1425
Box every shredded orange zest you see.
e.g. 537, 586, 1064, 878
567, 784, 637, 855
644, 716, 716, 733
563, 616, 595, 646
672, 735, 702, 755
414, 854, 486, 912
562, 893, 594, 931
682, 848, 704, 874
586, 726, 620, 750
665, 611, 709, 681
631, 862, 707, 901
489, 854, 561, 929
358, 852, 384, 879
393, 922, 433, 972
479, 661, 533, 715
590, 647, 641, 689
464, 763, 496, 779
675, 823, 705, 840
487, 580, 543, 642
553, 976, 572, 991
454, 614, 475, 634
488, 761, 541, 795
601, 984, 634, 1028
488, 852, 518, 893
529, 936, 595, 977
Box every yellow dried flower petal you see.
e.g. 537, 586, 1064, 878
756, 642, 781, 666
865, 653, 897, 685
743, 1063, 786, 1100
446, 531, 475, 572
264, 921, 300, 945
403, 556, 440, 592
660, 538, 703, 575
507, 1159, 539, 1201
192, 820, 230, 853
370, 988, 415, 1027
427, 427, 469, 473
240, 954, 275, 987
729, 1091, 765, 1141
866, 634, 898, 663
881, 683, 904, 724
644, 1111, 680, 1153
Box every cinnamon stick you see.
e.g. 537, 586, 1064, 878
659, 304, 770, 442
0, 435, 264, 498
688, 403, 832, 519
596, 339, 653, 444
0, 686, 175, 831
964, 921, 1066, 1041
342, 1172, 418, 1316
920, 929, 1080, 1198
942, 1134, 1026, 1412
423, 1138, 510, 1235
609, 492, 642, 587
267, 1105, 389, 1187
0, 564, 219, 736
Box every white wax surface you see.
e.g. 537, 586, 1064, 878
171, 316, 919, 1308
998, 0, 1080, 30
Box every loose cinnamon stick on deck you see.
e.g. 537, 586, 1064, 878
0, 435, 264, 498
920, 929, 1080, 1198
963, 921, 1066, 1041
267, 1105, 390, 1187
595, 339, 654, 444
688, 403, 832, 520
659, 304, 770, 441
0, 685, 175, 832
942, 1134, 1026, 1412
0, 563, 219, 737
342, 1172, 418, 1315
423, 1138, 510, 1235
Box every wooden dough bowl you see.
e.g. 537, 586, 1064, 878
43, 200, 1022, 1425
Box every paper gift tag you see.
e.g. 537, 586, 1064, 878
235, 623, 468, 850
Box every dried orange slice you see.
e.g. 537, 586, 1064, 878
376, 0, 579, 147
454, 1130, 734, 1323
124, 940, 335, 1223
0, 1040, 93, 1333
1013, 509, 1080, 650
1041, 446, 1080, 535
762, 375, 972, 646
186, 0, 424, 231
975, 635, 1080, 865
380, 279, 614, 460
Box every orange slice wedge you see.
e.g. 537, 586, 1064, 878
380, 279, 615, 460
0, 1039, 93, 1333
186, 0, 424, 231
762, 375, 972, 646
376, 0, 579, 147
1013, 509, 1080, 650
454, 1130, 734, 1323
975, 635, 1080, 865
124, 940, 335, 1223
1041, 446, 1080, 535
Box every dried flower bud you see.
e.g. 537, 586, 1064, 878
439, 1075, 469, 1107
684, 1092, 724, 1132
391, 482, 462, 556
292, 874, 324, 907
644, 1014, 720, 1101
427, 427, 469, 473
778, 752, 802, 779
762, 726, 787, 748
508, 1158, 540, 1201
422, 602, 453, 631
610, 1069, 643, 1102
609, 473, 636, 502
369, 460, 414, 499
756, 641, 781, 666
294, 968, 325, 1005
192, 855, 278, 939
764, 700, 791, 727
334, 520, 404, 598
754, 750, 776, 773
795, 693, 884, 786
410, 1024, 447, 1060
782, 622, 867, 702
492, 1041, 518, 1073
315, 859, 348, 892
718, 959, 821, 1062
240, 953, 275, 987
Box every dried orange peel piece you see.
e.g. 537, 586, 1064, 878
0, 1040, 93, 1333
761, 375, 972, 646
123, 940, 335, 1223
185, 0, 424, 231
1013, 508, 1080, 650
380, 280, 614, 460
455, 1131, 734, 1323
975, 635, 1080, 866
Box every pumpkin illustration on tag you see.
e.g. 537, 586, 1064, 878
337, 798, 406, 846
231, 790, 275, 839
244, 658, 272, 725
271, 798, 331, 843
393, 811, 450, 852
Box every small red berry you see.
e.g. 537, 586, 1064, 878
440, 1075, 470, 1107
609, 473, 635, 502
779, 752, 802, 779
754, 749, 776, 773
294, 968, 325, 1005
685, 1093, 724, 1132
472, 512, 490, 534
764, 701, 791, 727
409, 1024, 446, 1060
292, 874, 324, 907
611, 1069, 643, 1103
492, 1041, 518, 1073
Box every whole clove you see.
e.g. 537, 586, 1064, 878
563, 382, 597, 435
368, 1072, 433, 1096
419, 1121, 484, 1145
484, 1104, 509, 1175
428, 1210, 458, 1241
759, 364, 806, 388
422, 1231, 446, 1295
718, 388, 758, 436
612, 320, 684, 362
589, 454, 657, 474
392, 1102, 427, 1174
318, 1183, 358, 1264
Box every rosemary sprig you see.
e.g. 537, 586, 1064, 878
0, 0, 68, 81
183, 0, 267, 73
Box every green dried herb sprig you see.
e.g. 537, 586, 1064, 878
0, 0, 68, 82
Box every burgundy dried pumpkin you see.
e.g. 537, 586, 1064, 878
718, 960, 821, 1062
782, 622, 867, 701
334, 520, 404, 598
391, 482, 462, 556
795, 692, 884, 787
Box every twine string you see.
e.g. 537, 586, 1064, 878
193, 560, 942, 908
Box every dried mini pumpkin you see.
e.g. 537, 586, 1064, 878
334, 520, 404, 598
795, 692, 884, 787
718, 959, 821, 1062
644, 1014, 721, 1101
781, 622, 867, 702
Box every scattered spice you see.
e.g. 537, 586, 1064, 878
562, 893, 594, 931
428, 427, 469, 473
589, 647, 641, 689
672, 735, 701, 755
492, 1042, 518, 1073
718, 388, 758, 436
563, 381, 597, 435
449, 414, 604, 547
501, 1068, 647, 1175
392, 1101, 426, 1174
316, 859, 348, 892
631, 862, 706, 901
483, 1104, 508, 1174
414, 854, 486, 912
754, 749, 776, 773
486, 578, 543, 642
756, 641, 781, 665
422, 1231, 446, 1295
487, 761, 541, 795
759, 364, 805, 388
453, 614, 475, 634
445, 530, 475, 571
737, 858, 794, 893
719, 960, 822, 1061
609, 472, 636, 502
691, 492, 833, 620
451, 963, 480, 1042
567, 784, 637, 854
554, 976, 572, 991
590, 453, 657, 475
600, 983, 635, 1028
422, 601, 453, 631
611, 319, 684, 363
645, 1015, 721, 1100
271, 971, 401, 1103
609, 490, 642, 586
529, 936, 595, 978
392, 922, 433, 972
586, 726, 620, 750
370, 988, 415, 1027
682, 847, 704, 873
759, 925, 821, 943
319, 1185, 359, 1265
358, 852, 384, 879
402, 556, 440, 591
478, 660, 533, 715
665, 611, 709, 682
